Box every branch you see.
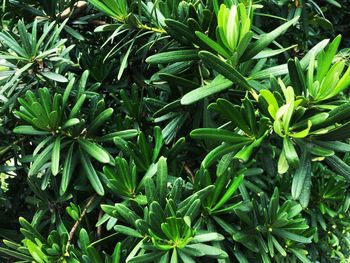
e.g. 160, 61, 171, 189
65, 194, 97, 256
184, 163, 195, 182
60, 1, 87, 20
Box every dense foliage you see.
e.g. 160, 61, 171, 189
1, 0, 350, 262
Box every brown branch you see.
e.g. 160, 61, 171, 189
97, 209, 103, 240
0, 137, 27, 158
60, 1, 87, 21
184, 163, 195, 182
65, 194, 97, 256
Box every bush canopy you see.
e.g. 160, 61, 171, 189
1, 0, 350, 262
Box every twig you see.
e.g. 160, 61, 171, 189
184, 163, 195, 182
65, 194, 96, 256
96, 209, 103, 240
60, 1, 87, 21
0, 137, 27, 157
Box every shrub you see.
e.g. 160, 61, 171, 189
0, 0, 350, 262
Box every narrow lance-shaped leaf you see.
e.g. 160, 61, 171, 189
146, 50, 199, 64
157, 157, 168, 207
291, 151, 311, 200
198, 51, 253, 91
13, 125, 50, 135
51, 137, 61, 175
60, 143, 75, 195
241, 16, 299, 61
80, 148, 105, 196
181, 76, 232, 105
212, 174, 244, 211
87, 108, 114, 135
190, 128, 252, 143
78, 139, 110, 164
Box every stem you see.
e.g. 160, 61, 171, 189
184, 164, 195, 182
198, 64, 204, 86
138, 24, 166, 34
89, 232, 119, 247
60, 1, 87, 20
250, 89, 259, 102
65, 194, 96, 256
0, 137, 27, 157
97, 209, 103, 240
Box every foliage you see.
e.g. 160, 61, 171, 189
1, 0, 350, 262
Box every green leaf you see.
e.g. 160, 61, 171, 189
198, 51, 253, 91
181, 76, 232, 105
0, 247, 33, 261
191, 232, 224, 243
317, 35, 341, 82
158, 74, 198, 89
88, 0, 123, 19
184, 199, 201, 221
283, 137, 299, 167
112, 242, 122, 263
51, 137, 61, 175
195, 31, 230, 58
146, 50, 199, 64
211, 98, 251, 133
118, 34, 135, 80
186, 244, 228, 258
291, 152, 311, 200
60, 143, 75, 196
152, 126, 164, 162
86, 246, 103, 263
157, 157, 168, 207
260, 90, 279, 118
325, 155, 350, 180
242, 16, 299, 61
300, 141, 334, 157
177, 251, 195, 263
62, 118, 80, 129
80, 149, 105, 195
40, 71, 68, 82
313, 140, 350, 152
212, 174, 244, 211
62, 77, 75, 108
19, 217, 45, 242
318, 103, 350, 128
271, 235, 286, 256
0, 31, 27, 57
288, 57, 306, 95
114, 225, 142, 238
289, 248, 312, 263
29, 141, 54, 176
253, 45, 298, 59
13, 125, 49, 135
69, 94, 86, 119
272, 229, 311, 243
202, 142, 250, 169
24, 239, 47, 263
78, 139, 110, 164
190, 128, 252, 143
250, 39, 329, 80
278, 149, 289, 174
299, 169, 312, 209
79, 228, 90, 252
144, 176, 157, 204
99, 129, 139, 141
164, 19, 201, 46
291, 113, 328, 131
234, 134, 266, 162
315, 121, 350, 141
87, 108, 114, 135
128, 251, 166, 263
